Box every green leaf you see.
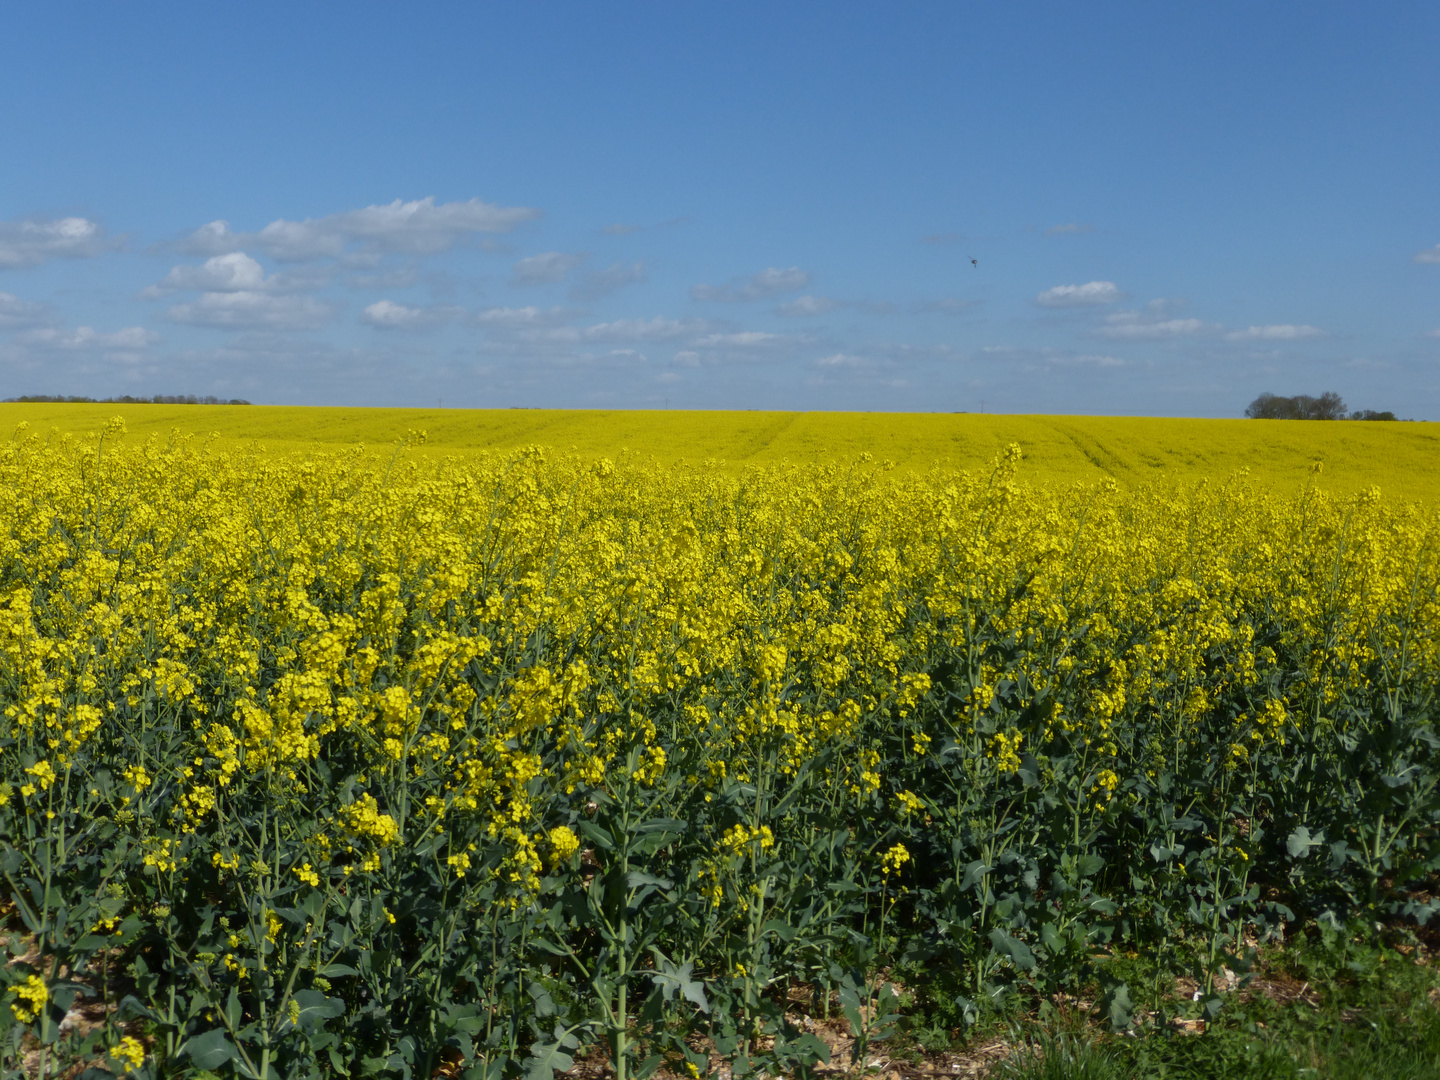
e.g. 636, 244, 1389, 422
629, 818, 685, 856
783, 1032, 831, 1066
292, 988, 345, 1029
681, 1045, 713, 1077
625, 870, 672, 890
988, 928, 1036, 971
638, 985, 667, 1027
1328, 841, 1353, 870
1287, 826, 1323, 858
1099, 981, 1134, 1031
838, 983, 865, 1033
462, 1059, 508, 1080
1039, 922, 1063, 956
444, 1002, 485, 1035
760, 918, 797, 942
527, 981, 556, 1019
10, 887, 41, 934
114, 995, 159, 1023
958, 860, 993, 892
177, 1028, 240, 1070
649, 954, 710, 1013
577, 820, 614, 851
523, 1028, 579, 1080
361, 1053, 398, 1077
634, 817, 686, 835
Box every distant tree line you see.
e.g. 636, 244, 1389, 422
3, 394, 251, 405
1246, 392, 1398, 421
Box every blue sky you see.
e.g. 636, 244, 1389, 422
2, 2, 1437, 416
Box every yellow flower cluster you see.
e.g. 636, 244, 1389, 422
895, 790, 925, 816
341, 794, 400, 845
547, 824, 580, 867
717, 823, 776, 857
989, 732, 1024, 775
110, 1035, 146, 1072
1091, 768, 1120, 809
880, 843, 911, 876
8, 974, 47, 1024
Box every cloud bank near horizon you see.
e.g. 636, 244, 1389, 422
0, 198, 1432, 417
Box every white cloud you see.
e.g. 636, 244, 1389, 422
178, 220, 242, 256
570, 261, 645, 301
1414, 244, 1440, 265
814, 352, 869, 368
512, 251, 586, 285
167, 292, 335, 330
338, 251, 385, 270
20, 325, 158, 350
473, 306, 575, 328
178, 197, 540, 262
1044, 223, 1095, 236
144, 253, 334, 299
154, 252, 268, 293
361, 300, 462, 330
806, 351, 910, 388
582, 317, 699, 342
0, 292, 49, 328
1225, 324, 1326, 341
265, 198, 538, 260
776, 295, 900, 316
348, 266, 420, 290
602, 348, 648, 365
269, 264, 338, 292
489, 317, 711, 350
691, 267, 809, 302
694, 331, 796, 348
976, 345, 1127, 369
1036, 281, 1122, 307
0, 216, 113, 268
777, 295, 844, 317
1100, 315, 1208, 339
672, 350, 701, 367
1094, 300, 1210, 339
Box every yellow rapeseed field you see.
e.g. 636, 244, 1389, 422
2, 403, 1436, 500
1, 413, 1437, 1078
